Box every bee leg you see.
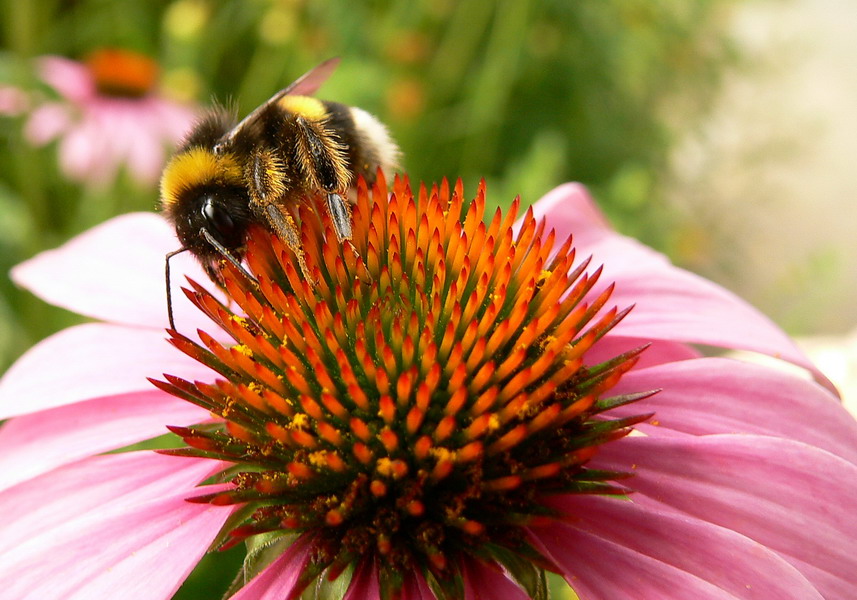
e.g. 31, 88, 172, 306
294, 116, 350, 194
263, 203, 313, 282
326, 192, 352, 242
292, 117, 354, 245
247, 148, 287, 205
327, 192, 372, 284
164, 247, 190, 331
200, 227, 255, 284
246, 149, 314, 283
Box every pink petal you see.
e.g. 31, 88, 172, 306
784, 556, 857, 600
544, 527, 733, 598
56, 111, 105, 182
0, 451, 215, 546
229, 534, 314, 600
587, 335, 701, 369
0, 323, 213, 419
0, 390, 208, 492
402, 573, 436, 600
533, 183, 613, 248
609, 357, 857, 464
594, 435, 857, 599
0, 452, 228, 600
122, 109, 170, 184
463, 559, 529, 599
23, 101, 72, 145
533, 495, 822, 599
36, 56, 95, 102
149, 97, 197, 142
531, 184, 834, 392
343, 558, 380, 600
11, 212, 216, 330
605, 269, 833, 389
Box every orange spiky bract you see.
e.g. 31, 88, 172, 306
155, 172, 654, 599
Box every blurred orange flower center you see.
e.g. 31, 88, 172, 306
86, 48, 159, 98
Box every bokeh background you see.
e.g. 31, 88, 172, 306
1, 0, 854, 597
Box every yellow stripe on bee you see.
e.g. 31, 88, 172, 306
278, 95, 327, 121
160, 147, 243, 206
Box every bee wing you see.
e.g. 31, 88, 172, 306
216, 57, 341, 148
280, 56, 341, 97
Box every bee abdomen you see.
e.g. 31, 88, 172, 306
323, 101, 400, 186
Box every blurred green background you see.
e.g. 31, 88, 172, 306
0, 0, 746, 378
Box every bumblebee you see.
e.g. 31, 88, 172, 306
159, 58, 400, 325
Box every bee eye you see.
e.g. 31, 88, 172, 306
201, 197, 236, 242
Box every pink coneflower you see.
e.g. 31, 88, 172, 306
22, 48, 197, 187
1, 176, 855, 599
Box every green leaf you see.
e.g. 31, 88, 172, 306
245, 531, 298, 569
221, 531, 299, 597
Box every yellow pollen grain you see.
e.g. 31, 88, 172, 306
429, 447, 456, 462
540, 335, 557, 349
487, 414, 500, 431
233, 344, 253, 357
376, 457, 394, 477
230, 315, 248, 326
444, 505, 464, 521
289, 413, 310, 429
538, 269, 552, 282
308, 451, 328, 467
248, 382, 263, 394
516, 399, 535, 419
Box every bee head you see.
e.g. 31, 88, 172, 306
160, 140, 252, 265
161, 183, 252, 330
177, 186, 252, 260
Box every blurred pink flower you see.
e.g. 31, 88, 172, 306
22, 49, 197, 187
0, 182, 855, 599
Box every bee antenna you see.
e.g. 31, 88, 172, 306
165, 247, 189, 331
199, 228, 256, 283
